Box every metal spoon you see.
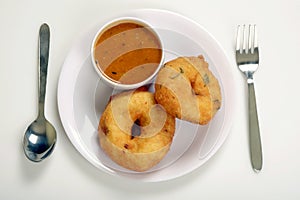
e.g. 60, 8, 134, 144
23, 23, 57, 162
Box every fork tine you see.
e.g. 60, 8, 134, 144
248, 25, 254, 53
236, 25, 242, 52
254, 25, 258, 49
242, 24, 247, 53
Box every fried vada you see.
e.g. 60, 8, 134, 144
98, 89, 175, 172
154, 55, 221, 125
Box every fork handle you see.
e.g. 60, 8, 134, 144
248, 82, 263, 172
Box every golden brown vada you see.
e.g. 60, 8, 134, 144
154, 55, 221, 125
98, 89, 175, 172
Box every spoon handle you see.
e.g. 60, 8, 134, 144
38, 23, 50, 117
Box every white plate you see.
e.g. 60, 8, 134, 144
57, 9, 237, 182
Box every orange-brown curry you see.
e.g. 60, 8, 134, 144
93, 22, 162, 84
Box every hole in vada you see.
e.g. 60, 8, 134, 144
131, 119, 141, 138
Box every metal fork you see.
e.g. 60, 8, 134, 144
236, 24, 263, 172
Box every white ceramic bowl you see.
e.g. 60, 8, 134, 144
91, 17, 164, 90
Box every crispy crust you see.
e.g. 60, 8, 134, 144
98, 90, 175, 172
154, 55, 222, 124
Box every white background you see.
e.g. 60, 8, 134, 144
1, 0, 299, 199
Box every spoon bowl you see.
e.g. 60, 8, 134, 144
23, 23, 57, 162
23, 117, 56, 162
